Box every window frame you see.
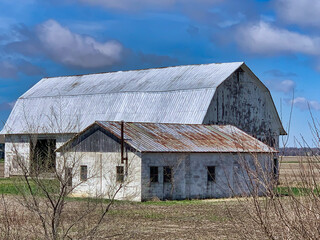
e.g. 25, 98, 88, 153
116, 166, 124, 183
80, 165, 88, 182
150, 166, 159, 183
163, 166, 172, 183
207, 166, 216, 182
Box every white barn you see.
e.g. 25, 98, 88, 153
0, 62, 285, 177
56, 121, 277, 201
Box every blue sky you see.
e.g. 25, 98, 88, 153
0, 0, 319, 147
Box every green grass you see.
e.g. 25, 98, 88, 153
0, 158, 4, 163
280, 161, 300, 164
4, 177, 316, 205
276, 186, 313, 196
0, 178, 59, 196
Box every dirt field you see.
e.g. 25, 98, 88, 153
279, 156, 320, 186
0, 195, 265, 240
1, 157, 317, 239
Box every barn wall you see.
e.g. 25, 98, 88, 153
141, 152, 273, 201
5, 135, 30, 177
61, 151, 142, 201
203, 70, 280, 148
59, 130, 142, 201
4, 134, 74, 177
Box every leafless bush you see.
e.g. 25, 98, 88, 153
0, 106, 140, 240
228, 135, 320, 239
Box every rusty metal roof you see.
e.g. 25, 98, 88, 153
58, 121, 277, 153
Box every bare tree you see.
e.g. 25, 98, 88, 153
0, 102, 141, 240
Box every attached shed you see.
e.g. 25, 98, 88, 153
56, 121, 277, 201
1, 62, 285, 177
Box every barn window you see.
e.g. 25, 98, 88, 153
116, 166, 124, 182
30, 139, 56, 174
163, 166, 172, 183
207, 166, 216, 182
80, 165, 87, 181
66, 168, 72, 187
150, 166, 158, 183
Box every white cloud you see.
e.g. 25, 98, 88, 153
79, 0, 173, 10
78, 0, 222, 11
236, 21, 320, 55
291, 97, 320, 111
266, 79, 295, 94
0, 60, 44, 79
275, 0, 320, 27
36, 20, 123, 68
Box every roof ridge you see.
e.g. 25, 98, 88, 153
41, 62, 244, 79
20, 87, 216, 99
96, 120, 237, 128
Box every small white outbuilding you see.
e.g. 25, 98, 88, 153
56, 121, 277, 201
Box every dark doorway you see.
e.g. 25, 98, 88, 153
273, 157, 278, 180
30, 139, 56, 174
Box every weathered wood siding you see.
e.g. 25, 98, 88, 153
72, 126, 121, 153
204, 69, 280, 147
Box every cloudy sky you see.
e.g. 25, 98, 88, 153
0, 0, 319, 147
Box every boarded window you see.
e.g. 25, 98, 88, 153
150, 166, 158, 183
116, 166, 124, 182
66, 168, 72, 187
207, 166, 216, 182
80, 165, 87, 181
163, 166, 172, 183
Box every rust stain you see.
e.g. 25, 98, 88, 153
96, 121, 276, 153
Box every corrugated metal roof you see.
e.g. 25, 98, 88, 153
1, 62, 244, 134
58, 121, 277, 153
22, 62, 244, 98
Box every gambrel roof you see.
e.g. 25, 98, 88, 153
57, 121, 278, 153
1, 62, 285, 135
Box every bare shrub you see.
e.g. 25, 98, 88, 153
0, 106, 138, 240
227, 141, 320, 239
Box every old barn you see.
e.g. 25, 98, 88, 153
0, 62, 285, 180
56, 121, 277, 201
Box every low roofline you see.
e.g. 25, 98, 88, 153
56, 121, 278, 154
140, 150, 278, 154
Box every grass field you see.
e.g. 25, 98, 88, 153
0, 177, 249, 239
0, 156, 319, 239
279, 156, 320, 186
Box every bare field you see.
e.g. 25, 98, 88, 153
0, 196, 266, 240
279, 156, 320, 186
1, 157, 319, 239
